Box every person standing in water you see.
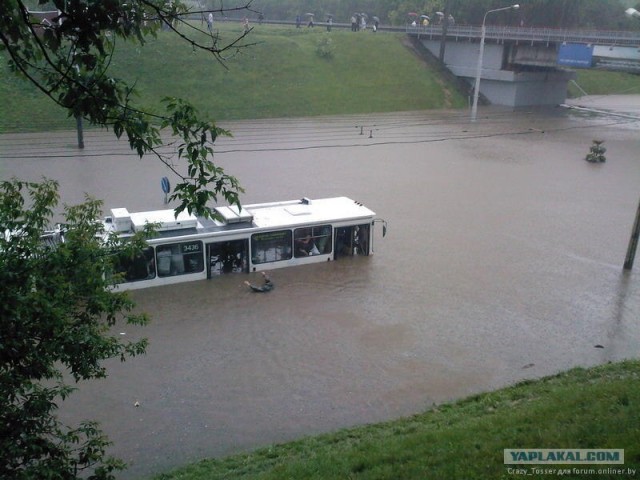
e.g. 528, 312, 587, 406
244, 272, 274, 292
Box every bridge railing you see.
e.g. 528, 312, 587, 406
407, 24, 640, 46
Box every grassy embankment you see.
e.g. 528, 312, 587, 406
568, 69, 640, 98
0, 23, 465, 133
2, 23, 639, 133
152, 360, 640, 480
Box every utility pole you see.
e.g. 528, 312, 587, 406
622, 7, 639, 270
75, 115, 84, 149
623, 197, 640, 270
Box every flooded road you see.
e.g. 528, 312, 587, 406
1, 101, 640, 479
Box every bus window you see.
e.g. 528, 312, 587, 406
251, 230, 292, 264
156, 240, 204, 277
114, 246, 156, 282
294, 225, 332, 257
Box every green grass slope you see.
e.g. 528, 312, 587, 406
153, 360, 640, 480
2, 23, 638, 133
568, 69, 640, 97
0, 24, 466, 133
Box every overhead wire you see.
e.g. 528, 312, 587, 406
0, 111, 636, 160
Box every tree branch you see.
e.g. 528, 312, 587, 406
3, 0, 246, 217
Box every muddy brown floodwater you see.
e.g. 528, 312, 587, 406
1, 100, 639, 479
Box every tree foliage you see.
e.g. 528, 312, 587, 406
0, 179, 151, 479
0, 0, 257, 218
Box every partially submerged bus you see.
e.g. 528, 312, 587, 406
106, 196, 386, 290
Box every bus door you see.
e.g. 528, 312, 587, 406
334, 224, 370, 259
207, 239, 249, 278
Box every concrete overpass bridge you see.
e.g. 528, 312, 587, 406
407, 25, 640, 107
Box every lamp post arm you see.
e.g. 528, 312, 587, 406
625, 8, 640, 19
484, 5, 518, 21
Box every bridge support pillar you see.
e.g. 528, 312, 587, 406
419, 39, 575, 108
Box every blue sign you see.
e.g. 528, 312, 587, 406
161, 176, 171, 194
557, 43, 594, 68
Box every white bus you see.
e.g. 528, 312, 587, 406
106, 196, 386, 290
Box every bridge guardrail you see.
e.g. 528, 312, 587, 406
407, 25, 640, 46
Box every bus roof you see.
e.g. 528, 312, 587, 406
106, 197, 376, 239
243, 197, 375, 229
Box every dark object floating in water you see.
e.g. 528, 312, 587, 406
585, 140, 606, 163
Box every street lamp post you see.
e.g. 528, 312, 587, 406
470, 4, 519, 122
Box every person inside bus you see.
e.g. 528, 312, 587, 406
353, 225, 369, 255
295, 230, 319, 256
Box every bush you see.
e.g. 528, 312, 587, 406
316, 35, 334, 59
